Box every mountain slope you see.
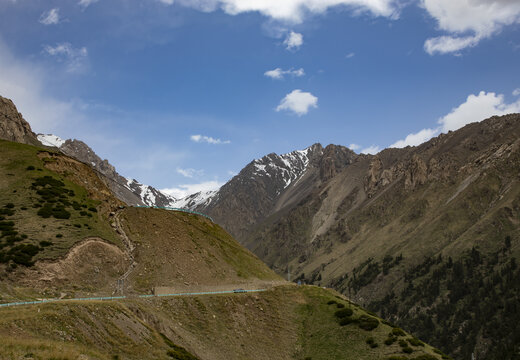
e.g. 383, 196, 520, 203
195, 114, 520, 360
38, 134, 178, 208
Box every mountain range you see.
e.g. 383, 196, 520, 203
1, 93, 519, 359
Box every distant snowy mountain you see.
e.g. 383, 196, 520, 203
37, 133, 180, 208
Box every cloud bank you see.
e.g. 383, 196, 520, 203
190, 134, 231, 144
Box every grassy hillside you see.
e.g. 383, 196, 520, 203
0, 139, 120, 267
0, 286, 449, 360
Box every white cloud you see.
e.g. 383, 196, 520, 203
264, 67, 305, 80
422, 0, 520, 54
177, 167, 205, 178
0, 39, 85, 134
361, 145, 380, 154
43, 43, 88, 73
78, 0, 99, 9
438, 90, 520, 132
345, 52, 356, 58
390, 128, 439, 148
190, 134, 231, 144
161, 180, 223, 199
424, 35, 480, 55
513, 88, 520, 97
167, 0, 399, 23
284, 31, 303, 50
348, 143, 361, 151
276, 89, 318, 116
39, 8, 60, 25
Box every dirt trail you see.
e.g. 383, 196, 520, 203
113, 210, 137, 294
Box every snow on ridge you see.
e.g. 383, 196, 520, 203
171, 190, 217, 210
251, 145, 313, 188
37, 134, 65, 148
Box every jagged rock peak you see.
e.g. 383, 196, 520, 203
0, 96, 39, 145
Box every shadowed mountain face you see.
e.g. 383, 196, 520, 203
196, 113, 520, 360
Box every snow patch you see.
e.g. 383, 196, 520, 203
37, 134, 65, 148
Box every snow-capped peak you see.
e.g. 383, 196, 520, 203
252, 145, 315, 189
37, 134, 65, 148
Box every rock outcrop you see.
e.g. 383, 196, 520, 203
0, 96, 40, 146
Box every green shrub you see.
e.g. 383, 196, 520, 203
336, 303, 345, 308
358, 315, 379, 331
392, 328, 406, 337
339, 317, 355, 326
5, 203, 15, 209
385, 337, 397, 345
327, 300, 337, 305
26, 165, 35, 170
334, 308, 353, 319
402, 347, 413, 354
52, 207, 71, 220
74, 224, 82, 228
398, 340, 408, 348
56, 234, 63, 238
407, 337, 425, 347
88, 207, 98, 213
79, 211, 88, 216
39, 241, 53, 247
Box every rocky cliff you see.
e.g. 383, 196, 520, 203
0, 96, 40, 146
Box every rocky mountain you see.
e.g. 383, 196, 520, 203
0, 97, 446, 360
194, 143, 357, 240
37, 133, 178, 208
0, 96, 40, 146
195, 114, 520, 360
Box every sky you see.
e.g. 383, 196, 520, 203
0, 0, 519, 198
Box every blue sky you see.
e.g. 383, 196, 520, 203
0, 0, 519, 198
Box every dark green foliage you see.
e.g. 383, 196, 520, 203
2, 244, 41, 266
366, 337, 378, 348
73, 224, 82, 228
334, 308, 353, 318
402, 346, 413, 354
79, 211, 88, 216
5, 203, 15, 209
0, 208, 15, 216
56, 234, 63, 238
385, 337, 397, 345
408, 337, 425, 347
39, 240, 52, 247
370, 248, 520, 360
37, 205, 53, 218
338, 317, 355, 326
336, 303, 345, 308
26, 165, 35, 170
358, 315, 379, 331
327, 300, 337, 305
392, 328, 405, 337
88, 207, 98, 213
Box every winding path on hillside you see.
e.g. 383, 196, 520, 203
113, 209, 137, 295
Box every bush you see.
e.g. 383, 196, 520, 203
402, 347, 413, 354
88, 207, 98, 213
56, 234, 63, 238
327, 300, 337, 305
26, 165, 35, 170
52, 207, 71, 220
5, 203, 15, 209
335, 308, 354, 318
392, 328, 406, 337
339, 317, 355, 326
79, 211, 88, 216
39, 240, 53, 247
74, 224, 82, 228
37, 205, 53, 218
358, 315, 379, 331
398, 340, 408, 348
385, 337, 397, 345
407, 337, 425, 347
